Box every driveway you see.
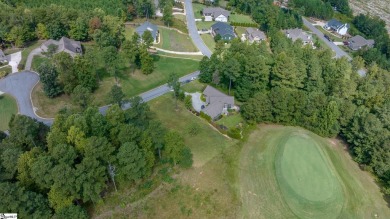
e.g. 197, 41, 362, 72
6, 51, 21, 73
25, 47, 43, 71
184, 0, 212, 57
187, 92, 205, 112
302, 17, 351, 60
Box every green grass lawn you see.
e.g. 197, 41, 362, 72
316, 26, 343, 42
156, 51, 203, 61
229, 13, 256, 24
239, 125, 390, 218
0, 94, 18, 131
234, 26, 247, 38
216, 114, 243, 129
0, 65, 12, 75
155, 27, 198, 52
132, 17, 188, 34
21, 41, 43, 67
31, 56, 49, 71
192, 3, 204, 19
200, 34, 216, 52
32, 55, 200, 117
149, 94, 237, 167
174, 14, 187, 23
196, 21, 215, 30
181, 80, 206, 93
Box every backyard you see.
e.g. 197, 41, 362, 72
0, 94, 18, 131
155, 27, 198, 52
229, 13, 256, 24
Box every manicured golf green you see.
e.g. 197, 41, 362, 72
239, 125, 390, 219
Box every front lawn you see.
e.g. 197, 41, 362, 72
192, 3, 205, 19
31, 56, 49, 71
196, 21, 215, 30
155, 27, 198, 52
235, 26, 247, 38
31, 55, 200, 117
0, 94, 18, 131
216, 113, 244, 129
201, 34, 216, 52
21, 41, 43, 67
229, 13, 256, 24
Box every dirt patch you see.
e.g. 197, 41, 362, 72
349, 0, 390, 33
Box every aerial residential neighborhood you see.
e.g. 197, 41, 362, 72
1, 0, 390, 218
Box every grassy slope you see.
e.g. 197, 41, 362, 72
0, 94, 18, 131
192, 3, 204, 19
200, 34, 216, 52
155, 27, 198, 52
239, 125, 390, 218
32, 56, 199, 118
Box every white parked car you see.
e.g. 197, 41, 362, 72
191, 77, 197, 81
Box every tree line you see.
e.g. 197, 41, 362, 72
199, 32, 390, 194
0, 97, 193, 217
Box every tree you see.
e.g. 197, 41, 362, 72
271, 52, 303, 89
102, 46, 120, 83
36, 23, 49, 39
122, 38, 139, 70
167, 72, 181, 109
53, 205, 88, 219
37, 62, 62, 98
71, 85, 92, 109
162, 1, 173, 27
164, 131, 186, 166
142, 31, 154, 48
108, 85, 126, 107
52, 52, 77, 94
69, 17, 89, 41
140, 47, 154, 74
116, 142, 146, 182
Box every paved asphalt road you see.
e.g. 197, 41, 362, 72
302, 17, 352, 61
0, 70, 200, 125
184, 0, 212, 57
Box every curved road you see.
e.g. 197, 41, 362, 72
184, 0, 212, 57
0, 71, 200, 125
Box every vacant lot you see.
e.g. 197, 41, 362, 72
349, 0, 390, 33
230, 13, 256, 24
32, 56, 199, 117
239, 125, 390, 218
0, 94, 18, 131
155, 27, 198, 52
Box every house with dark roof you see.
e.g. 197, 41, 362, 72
202, 7, 230, 22
347, 35, 374, 50
245, 28, 266, 43
324, 19, 349, 35
202, 85, 235, 120
211, 22, 235, 41
0, 50, 8, 63
283, 28, 313, 45
136, 21, 159, 43
41, 37, 82, 57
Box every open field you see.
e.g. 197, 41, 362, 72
239, 125, 390, 218
349, 0, 390, 33
155, 27, 198, 52
0, 94, 18, 131
32, 56, 199, 117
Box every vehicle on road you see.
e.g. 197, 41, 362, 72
324, 34, 332, 41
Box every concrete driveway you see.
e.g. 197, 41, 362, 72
184, 0, 212, 57
186, 92, 205, 112
6, 51, 21, 73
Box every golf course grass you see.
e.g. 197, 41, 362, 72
239, 125, 390, 219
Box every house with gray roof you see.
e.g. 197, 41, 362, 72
0, 50, 8, 63
347, 35, 374, 51
245, 28, 266, 43
202, 7, 230, 22
324, 19, 349, 35
283, 28, 313, 45
41, 37, 82, 57
136, 21, 159, 43
202, 85, 235, 120
211, 22, 235, 41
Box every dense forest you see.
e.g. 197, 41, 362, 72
0, 99, 193, 217
199, 33, 390, 194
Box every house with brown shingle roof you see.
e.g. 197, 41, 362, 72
202, 85, 235, 120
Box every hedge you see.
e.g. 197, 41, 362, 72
230, 22, 258, 27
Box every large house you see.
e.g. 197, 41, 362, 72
347, 35, 375, 50
41, 37, 82, 57
324, 19, 349, 36
202, 85, 235, 120
245, 28, 266, 43
136, 21, 159, 44
202, 7, 230, 22
211, 22, 235, 41
0, 50, 7, 64
283, 28, 313, 45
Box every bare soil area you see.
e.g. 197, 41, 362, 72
349, 0, 390, 33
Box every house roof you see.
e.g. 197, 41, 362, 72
211, 22, 235, 37
246, 28, 266, 41
42, 37, 82, 55
203, 7, 230, 18
136, 21, 158, 39
283, 28, 311, 42
0, 49, 6, 61
202, 85, 235, 119
326, 19, 349, 29
348, 35, 375, 50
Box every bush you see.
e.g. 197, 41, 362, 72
179, 147, 193, 168
230, 22, 258, 27
199, 111, 212, 122
227, 127, 242, 139
0, 70, 9, 79
184, 95, 192, 109
18, 63, 25, 71
178, 91, 185, 101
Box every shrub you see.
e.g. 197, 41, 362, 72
0, 70, 9, 79
199, 111, 212, 122
227, 127, 242, 139
184, 95, 192, 109
178, 91, 185, 101
18, 63, 25, 71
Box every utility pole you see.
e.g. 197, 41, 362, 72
108, 163, 118, 192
